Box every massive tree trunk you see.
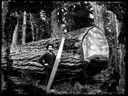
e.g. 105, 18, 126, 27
22, 11, 27, 45
10, 26, 110, 86
104, 9, 124, 92
11, 17, 19, 50
90, 2, 105, 32
51, 8, 62, 39
2, 1, 8, 47
2, 0, 13, 92
104, 11, 118, 68
90, 2, 120, 70
115, 18, 125, 92
11, 28, 88, 82
89, 3, 124, 91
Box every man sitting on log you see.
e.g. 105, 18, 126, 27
38, 44, 56, 85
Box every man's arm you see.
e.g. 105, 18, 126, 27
38, 55, 45, 65
39, 54, 49, 67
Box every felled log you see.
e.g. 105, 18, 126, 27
5, 28, 87, 82
7, 26, 109, 82
11, 27, 88, 65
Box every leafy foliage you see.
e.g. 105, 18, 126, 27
54, 1, 94, 32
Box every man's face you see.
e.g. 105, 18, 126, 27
48, 45, 53, 52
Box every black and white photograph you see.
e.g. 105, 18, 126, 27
1, 0, 127, 95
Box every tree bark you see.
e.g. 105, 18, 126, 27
22, 11, 27, 45
35, 26, 38, 41
2, 1, 13, 92
51, 8, 62, 39
90, 2, 105, 32
116, 21, 125, 92
30, 13, 35, 41
2, 1, 8, 47
11, 17, 19, 50
104, 9, 123, 92
112, 13, 119, 70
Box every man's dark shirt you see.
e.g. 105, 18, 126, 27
39, 52, 56, 69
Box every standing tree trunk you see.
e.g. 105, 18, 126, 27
11, 17, 19, 50
30, 13, 35, 41
112, 13, 119, 70
104, 9, 122, 92
2, 0, 13, 93
115, 17, 125, 92
35, 26, 38, 41
91, 2, 123, 92
22, 11, 27, 45
104, 10, 119, 68
51, 8, 61, 38
90, 2, 105, 32
2, 1, 8, 47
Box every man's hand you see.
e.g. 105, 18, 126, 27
44, 63, 48, 66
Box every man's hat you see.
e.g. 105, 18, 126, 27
46, 44, 54, 49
